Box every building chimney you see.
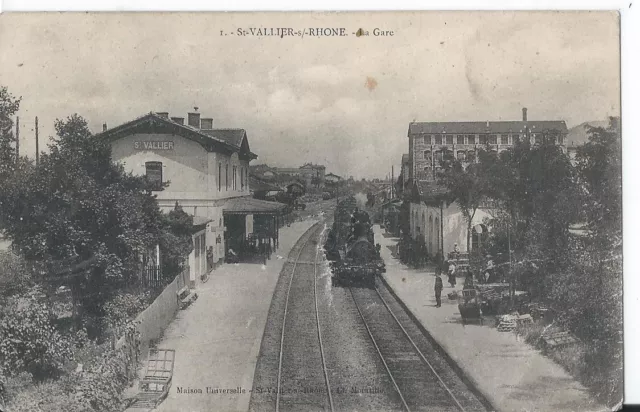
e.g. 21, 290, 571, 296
522, 107, 528, 122
200, 118, 213, 130
102, 123, 107, 132
171, 117, 184, 125
188, 110, 201, 128
157, 112, 169, 119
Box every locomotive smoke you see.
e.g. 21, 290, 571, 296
354, 192, 368, 209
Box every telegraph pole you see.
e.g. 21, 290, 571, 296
391, 165, 395, 199
35, 116, 39, 165
15, 116, 19, 163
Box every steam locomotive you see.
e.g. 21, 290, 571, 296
324, 196, 385, 288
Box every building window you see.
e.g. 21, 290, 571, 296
466, 134, 475, 144
232, 166, 237, 190
457, 151, 466, 161
479, 134, 487, 145
557, 135, 564, 145
488, 134, 498, 145
424, 150, 432, 163
218, 163, 222, 191
533, 134, 540, 144
501, 134, 509, 145
456, 135, 465, 145
415, 136, 423, 145
435, 151, 443, 163
512, 134, 520, 143
241, 167, 244, 190
145, 161, 163, 190
446, 134, 453, 144
225, 163, 229, 190
435, 135, 443, 145
426, 134, 433, 145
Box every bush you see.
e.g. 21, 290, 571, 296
77, 336, 138, 412
103, 292, 150, 329
5, 374, 92, 412
0, 251, 34, 299
0, 295, 74, 379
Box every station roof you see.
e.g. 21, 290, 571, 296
408, 121, 568, 136
224, 196, 287, 215
97, 112, 257, 160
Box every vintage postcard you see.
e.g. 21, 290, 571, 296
0, 11, 622, 412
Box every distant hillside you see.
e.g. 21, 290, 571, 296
566, 120, 609, 147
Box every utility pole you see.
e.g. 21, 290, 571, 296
391, 165, 395, 199
508, 217, 514, 308
35, 116, 39, 165
15, 116, 19, 163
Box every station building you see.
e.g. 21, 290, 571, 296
98, 110, 285, 286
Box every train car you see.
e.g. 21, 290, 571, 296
324, 196, 385, 288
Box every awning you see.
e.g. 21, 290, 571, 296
224, 196, 288, 215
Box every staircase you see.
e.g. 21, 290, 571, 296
176, 285, 198, 310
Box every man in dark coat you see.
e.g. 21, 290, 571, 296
434, 271, 443, 307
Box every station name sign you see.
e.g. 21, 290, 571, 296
134, 141, 175, 150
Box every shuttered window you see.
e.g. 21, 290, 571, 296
145, 161, 163, 190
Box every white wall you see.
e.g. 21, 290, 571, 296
110, 132, 252, 270
410, 200, 493, 257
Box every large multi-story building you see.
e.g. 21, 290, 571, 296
408, 108, 568, 182
271, 163, 326, 188
405, 108, 569, 257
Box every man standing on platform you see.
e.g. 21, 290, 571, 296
434, 270, 443, 308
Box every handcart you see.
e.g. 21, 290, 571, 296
127, 349, 175, 410
458, 288, 483, 325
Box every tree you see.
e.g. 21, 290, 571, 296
0, 114, 165, 329
574, 117, 621, 241
436, 151, 493, 253
483, 134, 581, 268
0, 87, 21, 178
159, 203, 194, 280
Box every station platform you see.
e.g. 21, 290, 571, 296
374, 225, 607, 412
153, 219, 320, 412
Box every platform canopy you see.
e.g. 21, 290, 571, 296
223, 196, 287, 215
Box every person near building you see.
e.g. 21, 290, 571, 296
484, 255, 495, 283
452, 243, 460, 263
434, 270, 443, 308
447, 260, 457, 287
206, 247, 214, 270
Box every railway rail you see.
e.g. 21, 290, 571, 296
350, 281, 487, 412
274, 222, 334, 412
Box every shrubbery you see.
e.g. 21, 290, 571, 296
0, 295, 74, 378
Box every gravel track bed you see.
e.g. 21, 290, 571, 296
375, 282, 489, 412
249, 223, 325, 412
350, 283, 488, 412
316, 271, 406, 412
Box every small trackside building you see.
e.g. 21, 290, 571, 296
407, 180, 494, 258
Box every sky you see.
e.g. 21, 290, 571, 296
0, 11, 620, 178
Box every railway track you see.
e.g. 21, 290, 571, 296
251, 218, 487, 412
249, 222, 334, 412
275, 222, 334, 412
349, 281, 488, 412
